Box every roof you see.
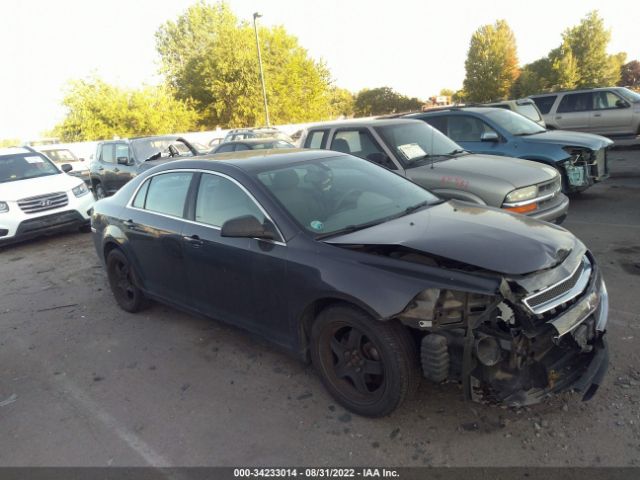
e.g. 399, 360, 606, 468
306, 118, 423, 130
0, 146, 35, 157
406, 107, 504, 117
220, 138, 291, 145
99, 135, 182, 143
529, 87, 624, 97
159, 148, 345, 173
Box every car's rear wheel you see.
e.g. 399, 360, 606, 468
94, 183, 106, 200
310, 305, 418, 417
106, 249, 148, 313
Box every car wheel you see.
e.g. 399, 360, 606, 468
310, 305, 419, 417
106, 249, 148, 313
94, 183, 106, 200
79, 223, 92, 233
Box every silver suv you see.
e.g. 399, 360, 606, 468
530, 87, 640, 136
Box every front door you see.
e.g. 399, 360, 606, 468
446, 115, 504, 155
113, 143, 138, 191
591, 90, 634, 135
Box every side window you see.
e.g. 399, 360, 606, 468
195, 174, 265, 227
234, 144, 250, 151
115, 144, 130, 164
423, 116, 448, 135
101, 144, 115, 163
557, 93, 593, 113
132, 179, 150, 208
216, 144, 236, 153
594, 91, 626, 110
448, 116, 496, 142
305, 130, 327, 148
331, 130, 385, 159
532, 95, 557, 115
143, 172, 193, 217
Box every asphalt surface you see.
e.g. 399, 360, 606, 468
1, 150, 639, 467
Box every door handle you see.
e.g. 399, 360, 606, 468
183, 234, 204, 247
555, 116, 562, 120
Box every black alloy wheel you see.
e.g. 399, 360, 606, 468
310, 305, 419, 417
106, 249, 148, 313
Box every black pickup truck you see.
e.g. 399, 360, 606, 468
89, 136, 204, 199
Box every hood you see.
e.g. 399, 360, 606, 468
411, 154, 557, 189
325, 200, 577, 275
521, 130, 613, 149
0, 173, 83, 201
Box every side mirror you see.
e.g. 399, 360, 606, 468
615, 99, 629, 109
480, 131, 499, 142
117, 156, 131, 165
221, 215, 275, 240
61, 163, 73, 173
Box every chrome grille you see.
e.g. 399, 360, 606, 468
537, 176, 561, 196
524, 256, 592, 314
18, 192, 68, 214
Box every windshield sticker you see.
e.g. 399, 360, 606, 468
24, 156, 45, 164
310, 220, 324, 231
397, 143, 426, 160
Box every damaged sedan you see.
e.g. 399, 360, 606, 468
91, 150, 608, 417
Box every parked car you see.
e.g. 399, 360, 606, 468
208, 137, 224, 148
0, 147, 94, 245
300, 119, 568, 223
223, 127, 293, 143
406, 107, 612, 194
483, 98, 545, 127
210, 138, 295, 154
90, 136, 201, 199
92, 149, 608, 416
529, 87, 640, 137
35, 145, 91, 186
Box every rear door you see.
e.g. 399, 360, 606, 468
591, 90, 634, 135
124, 171, 194, 306
181, 172, 289, 343
554, 92, 593, 131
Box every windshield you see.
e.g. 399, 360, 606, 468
257, 155, 439, 238
132, 138, 194, 161
485, 109, 546, 135
618, 88, 640, 103
515, 103, 542, 122
0, 153, 60, 183
40, 149, 78, 163
252, 140, 295, 150
374, 122, 463, 166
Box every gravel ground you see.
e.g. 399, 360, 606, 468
0, 149, 639, 467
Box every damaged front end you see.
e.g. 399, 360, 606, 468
396, 248, 609, 406
560, 147, 609, 192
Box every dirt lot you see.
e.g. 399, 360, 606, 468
1, 149, 639, 467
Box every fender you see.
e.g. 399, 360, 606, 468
430, 188, 487, 205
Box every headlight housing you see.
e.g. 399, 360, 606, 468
72, 183, 89, 198
0, 201, 8, 213
505, 185, 537, 203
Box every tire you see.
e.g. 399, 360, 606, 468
79, 223, 92, 233
94, 183, 106, 200
310, 305, 419, 417
106, 249, 148, 313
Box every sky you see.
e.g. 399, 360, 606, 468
1, 0, 638, 140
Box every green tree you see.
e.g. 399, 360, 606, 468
439, 88, 455, 97
52, 78, 200, 142
0, 138, 20, 148
353, 87, 422, 116
156, 1, 334, 128
328, 87, 355, 118
619, 60, 640, 88
549, 42, 579, 91
463, 20, 519, 102
562, 11, 623, 87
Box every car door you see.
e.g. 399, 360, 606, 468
329, 128, 400, 171
113, 143, 138, 191
444, 115, 504, 155
181, 172, 289, 343
97, 143, 119, 194
591, 90, 634, 135
124, 171, 194, 307
553, 92, 593, 131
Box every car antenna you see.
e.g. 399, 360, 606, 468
429, 127, 435, 169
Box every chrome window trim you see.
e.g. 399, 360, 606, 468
523, 256, 592, 315
125, 168, 286, 246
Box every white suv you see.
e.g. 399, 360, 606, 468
0, 147, 95, 246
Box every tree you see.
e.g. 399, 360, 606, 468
619, 60, 640, 88
439, 88, 455, 97
156, 1, 334, 128
353, 87, 422, 116
328, 87, 355, 118
463, 20, 519, 102
562, 11, 622, 87
549, 42, 579, 91
52, 78, 200, 142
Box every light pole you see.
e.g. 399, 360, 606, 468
253, 12, 270, 127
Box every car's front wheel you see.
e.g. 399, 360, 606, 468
106, 249, 148, 313
310, 305, 419, 417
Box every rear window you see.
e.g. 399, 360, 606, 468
531, 95, 557, 115
515, 103, 542, 122
138, 172, 193, 218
